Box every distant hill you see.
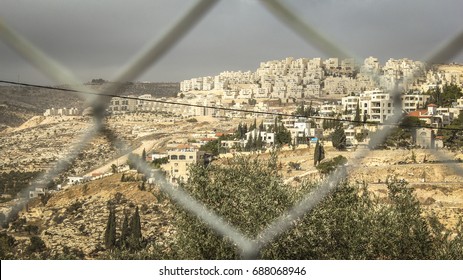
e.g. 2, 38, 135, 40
85, 81, 180, 97
0, 86, 85, 131
0, 82, 180, 131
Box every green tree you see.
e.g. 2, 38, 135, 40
363, 111, 368, 123
256, 131, 263, 150
120, 212, 130, 248
313, 140, 325, 166
442, 112, 463, 149
170, 155, 462, 259
275, 124, 291, 146
128, 206, 142, 251
296, 101, 315, 117
426, 84, 462, 107
250, 119, 257, 131
173, 155, 292, 259
111, 164, 118, 174
307, 100, 313, 117
371, 116, 423, 149
27, 236, 46, 254
354, 101, 361, 125
331, 124, 346, 150
316, 155, 347, 175
296, 102, 305, 116
104, 207, 117, 250
245, 133, 253, 151
237, 123, 244, 139
0, 232, 16, 259
142, 148, 147, 162
200, 139, 221, 156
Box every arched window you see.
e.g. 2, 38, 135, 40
170, 155, 178, 160
179, 155, 186, 160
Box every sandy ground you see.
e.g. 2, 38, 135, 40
83, 139, 159, 176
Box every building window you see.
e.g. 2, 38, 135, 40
189, 156, 193, 159
170, 155, 178, 160
179, 155, 186, 160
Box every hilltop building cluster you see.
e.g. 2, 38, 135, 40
104, 57, 463, 127
180, 57, 435, 100
43, 107, 80, 117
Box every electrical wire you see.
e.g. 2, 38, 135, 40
1, 79, 463, 132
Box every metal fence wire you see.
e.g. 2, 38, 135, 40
1, 0, 463, 259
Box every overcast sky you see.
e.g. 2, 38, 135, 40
1, 0, 463, 85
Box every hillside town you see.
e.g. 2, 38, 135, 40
2, 57, 463, 260
105, 58, 463, 166
1, 57, 462, 189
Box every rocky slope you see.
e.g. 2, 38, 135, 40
7, 173, 175, 259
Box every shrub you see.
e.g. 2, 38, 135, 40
66, 201, 83, 214
27, 236, 46, 254
170, 155, 462, 259
316, 155, 347, 175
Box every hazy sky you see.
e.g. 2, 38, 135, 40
1, 0, 463, 85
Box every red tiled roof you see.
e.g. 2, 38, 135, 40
408, 109, 429, 118
427, 103, 438, 107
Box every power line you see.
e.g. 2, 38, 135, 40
1, 79, 463, 132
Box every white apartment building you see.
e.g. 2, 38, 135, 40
202, 76, 214, 91
320, 102, 342, 116
342, 90, 431, 123
137, 94, 156, 111
223, 90, 238, 100
359, 89, 395, 123
253, 88, 270, 99
401, 94, 429, 112
162, 148, 206, 183
291, 118, 312, 140
108, 96, 137, 113
245, 129, 275, 146
44, 107, 80, 116
237, 88, 254, 99
341, 96, 359, 113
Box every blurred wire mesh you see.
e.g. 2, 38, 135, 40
1, 0, 463, 259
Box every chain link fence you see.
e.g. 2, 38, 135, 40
1, 0, 463, 259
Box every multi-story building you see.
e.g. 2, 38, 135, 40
44, 107, 80, 116
401, 93, 429, 112
245, 129, 275, 146
360, 89, 395, 123
320, 102, 342, 116
341, 96, 359, 113
162, 148, 206, 183
108, 96, 137, 113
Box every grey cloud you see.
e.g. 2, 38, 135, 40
1, 0, 462, 85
